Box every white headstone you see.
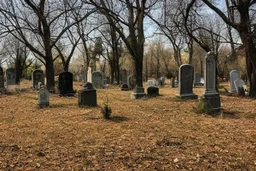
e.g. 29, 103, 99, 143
230, 70, 240, 93
234, 78, 245, 96
147, 80, 155, 87
87, 67, 92, 83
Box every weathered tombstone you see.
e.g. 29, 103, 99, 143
38, 86, 49, 108
176, 64, 198, 99
0, 67, 6, 93
147, 87, 159, 97
58, 72, 75, 96
87, 67, 92, 83
230, 70, 240, 93
147, 80, 155, 87
202, 52, 221, 113
128, 75, 136, 89
6, 68, 16, 85
160, 77, 165, 85
78, 82, 97, 107
32, 70, 45, 89
194, 72, 202, 87
120, 69, 128, 85
131, 86, 146, 99
234, 78, 245, 96
92, 72, 104, 89
120, 84, 129, 91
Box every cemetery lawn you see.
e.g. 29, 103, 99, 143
0, 80, 255, 170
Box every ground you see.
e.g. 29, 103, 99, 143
0, 80, 255, 170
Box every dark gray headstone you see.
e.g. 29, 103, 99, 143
92, 72, 104, 89
128, 75, 136, 89
120, 84, 129, 91
32, 70, 45, 89
230, 70, 240, 93
58, 72, 75, 96
176, 64, 198, 99
203, 52, 221, 113
147, 87, 159, 97
78, 82, 97, 107
6, 68, 16, 85
131, 86, 146, 99
38, 87, 49, 108
234, 78, 245, 96
120, 69, 127, 85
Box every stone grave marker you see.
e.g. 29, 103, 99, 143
120, 84, 129, 91
87, 67, 92, 83
58, 72, 75, 96
194, 72, 203, 87
230, 70, 240, 93
120, 69, 128, 85
131, 86, 146, 99
32, 70, 45, 89
147, 86, 159, 97
234, 78, 245, 96
176, 64, 198, 99
202, 52, 221, 113
78, 82, 97, 107
147, 80, 155, 87
6, 68, 16, 85
92, 72, 104, 89
38, 86, 49, 108
128, 75, 136, 89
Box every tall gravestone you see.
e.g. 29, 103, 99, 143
38, 86, 49, 108
58, 72, 75, 96
87, 67, 92, 83
203, 52, 221, 113
0, 67, 5, 93
176, 64, 198, 99
120, 69, 128, 85
230, 70, 240, 93
6, 68, 16, 85
32, 70, 45, 89
128, 75, 136, 89
92, 72, 104, 89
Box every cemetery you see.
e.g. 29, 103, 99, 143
0, 0, 256, 170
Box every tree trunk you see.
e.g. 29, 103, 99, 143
45, 51, 55, 93
135, 58, 143, 87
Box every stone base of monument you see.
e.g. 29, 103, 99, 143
78, 89, 97, 107
176, 93, 198, 99
202, 92, 222, 113
147, 87, 159, 97
131, 86, 146, 99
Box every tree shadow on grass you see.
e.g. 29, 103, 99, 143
109, 116, 129, 123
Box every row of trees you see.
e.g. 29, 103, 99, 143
0, 0, 255, 96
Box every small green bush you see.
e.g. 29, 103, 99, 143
195, 97, 211, 114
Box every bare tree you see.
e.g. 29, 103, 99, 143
0, 0, 95, 92
186, 0, 256, 96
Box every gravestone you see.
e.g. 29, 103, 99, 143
234, 78, 245, 96
128, 75, 136, 89
92, 72, 104, 89
202, 52, 221, 113
78, 82, 97, 107
6, 68, 16, 85
58, 72, 75, 96
120, 69, 128, 85
176, 64, 198, 99
38, 86, 49, 108
120, 84, 129, 91
160, 77, 165, 85
87, 67, 92, 83
32, 70, 45, 89
147, 87, 159, 97
131, 86, 146, 99
147, 80, 155, 87
194, 72, 203, 87
0, 67, 6, 93
230, 70, 240, 93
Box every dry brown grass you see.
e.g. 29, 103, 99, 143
0, 80, 255, 170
